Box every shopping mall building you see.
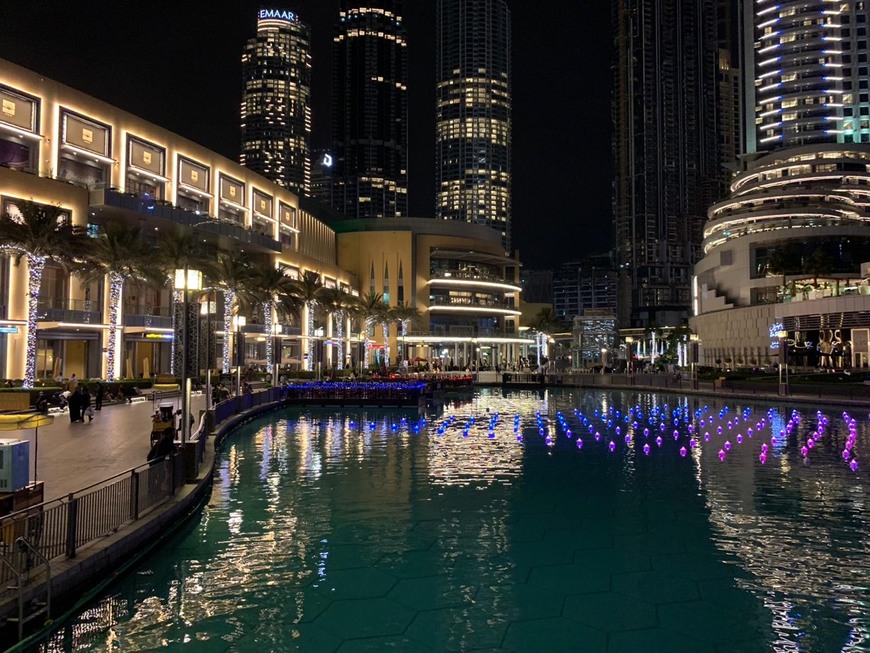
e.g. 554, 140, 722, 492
0, 58, 527, 381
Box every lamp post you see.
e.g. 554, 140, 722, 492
600, 348, 607, 374
174, 266, 202, 445
689, 333, 700, 389
777, 329, 788, 395
233, 315, 246, 395
272, 323, 283, 386
624, 337, 634, 375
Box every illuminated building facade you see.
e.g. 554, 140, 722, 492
691, 0, 870, 369
241, 8, 312, 195
0, 58, 350, 381
335, 218, 528, 369
436, 0, 511, 253
331, 0, 408, 219
755, 1, 870, 148
0, 59, 522, 380
612, 0, 721, 330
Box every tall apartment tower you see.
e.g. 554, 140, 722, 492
754, 1, 870, 148
436, 0, 512, 253
612, 0, 720, 330
240, 8, 312, 195
332, 0, 408, 219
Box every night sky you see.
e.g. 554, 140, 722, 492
0, 0, 613, 269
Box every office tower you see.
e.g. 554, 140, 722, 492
241, 8, 312, 194
332, 0, 408, 219
553, 255, 618, 324
717, 0, 743, 172
436, 0, 512, 253
520, 269, 554, 305
612, 0, 720, 330
310, 148, 335, 207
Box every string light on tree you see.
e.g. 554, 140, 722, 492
222, 289, 235, 373
106, 272, 124, 380
23, 254, 46, 388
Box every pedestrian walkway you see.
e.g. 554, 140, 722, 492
7, 394, 207, 502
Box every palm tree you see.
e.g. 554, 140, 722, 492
291, 271, 324, 371
357, 291, 385, 370
317, 287, 359, 370
392, 301, 422, 366
766, 243, 802, 294
203, 251, 255, 373
75, 220, 159, 380
532, 307, 563, 369
246, 262, 302, 372
154, 229, 210, 376
0, 201, 89, 387
804, 246, 834, 288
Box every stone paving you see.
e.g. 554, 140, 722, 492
4, 394, 206, 502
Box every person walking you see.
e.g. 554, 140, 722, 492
94, 381, 105, 410
67, 373, 78, 393
68, 385, 82, 423
81, 386, 94, 422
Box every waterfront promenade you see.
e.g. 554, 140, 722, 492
8, 394, 206, 502
9, 375, 870, 503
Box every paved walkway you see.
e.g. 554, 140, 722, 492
7, 394, 207, 502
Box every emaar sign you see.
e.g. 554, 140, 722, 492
259, 8, 299, 23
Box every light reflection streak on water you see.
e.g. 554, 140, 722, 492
691, 399, 870, 651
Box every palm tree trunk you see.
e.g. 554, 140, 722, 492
263, 301, 273, 368
364, 318, 373, 369
23, 254, 45, 388
382, 322, 390, 368
222, 289, 235, 374
306, 300, 315, 371
106, 271, 124, 380
335, 312, 344, 371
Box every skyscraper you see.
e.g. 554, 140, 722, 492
241, 8, 312, 195
754, 1, 870, 148
691, 1, 870, 367
436, 0, 512, 252
332, 0, 408, 219
612, 0, 721, 329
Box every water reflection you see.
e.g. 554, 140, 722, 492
36, 389, 870, 652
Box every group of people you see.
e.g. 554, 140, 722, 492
56, 375, 105, 423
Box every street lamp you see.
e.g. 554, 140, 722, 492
175, 266, 202, 445
272, 323, 283, 386
600, 348, 608, 374
777, 329, 788, 395
233, 315, 246, 395
624, 337, 634, 374
689, 333, 700, 388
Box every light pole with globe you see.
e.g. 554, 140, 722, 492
175, 266, 202, 444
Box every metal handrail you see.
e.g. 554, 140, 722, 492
0, 537, 51, 641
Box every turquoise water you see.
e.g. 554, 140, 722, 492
39, 388, 870, 652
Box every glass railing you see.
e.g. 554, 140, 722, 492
429, 296, 513, 309
97, 189, 282, 253
429, 269, 508, 284
36, 299, 101, 323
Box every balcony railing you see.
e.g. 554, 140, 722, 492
429, 269, 508, 284
429, 296, 515, 310
36, 299, 101, 324
95, 188, 282, 253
